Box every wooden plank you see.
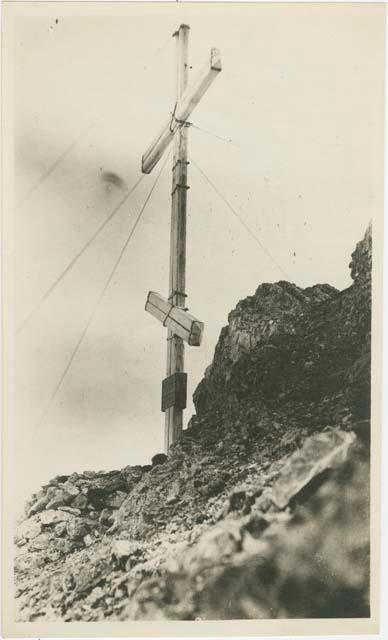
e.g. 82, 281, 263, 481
145, 291, 204, 346
161, 372, 187, 412
142, 47, 222, 174
146, 292, 197, 330
188, 321, 203, 347
144, 300, 166, 325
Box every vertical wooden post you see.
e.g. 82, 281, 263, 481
165, 24, 190, 452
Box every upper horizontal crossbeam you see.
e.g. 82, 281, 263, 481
141, 48, 222, 174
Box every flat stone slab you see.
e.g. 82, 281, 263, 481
271, 428, 356, 509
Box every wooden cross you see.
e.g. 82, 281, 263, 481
142, 24, 222, 452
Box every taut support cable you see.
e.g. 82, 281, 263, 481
17, 174, 145, 334
31, 151, 171, 439
191, 157, 289, 278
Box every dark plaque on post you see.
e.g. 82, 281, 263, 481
161, 372, 187, 412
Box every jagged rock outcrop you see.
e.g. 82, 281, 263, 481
14, 225, 372, 622
193, 249, 370, 432
350, 221, 372, 286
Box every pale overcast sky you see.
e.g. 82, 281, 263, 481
10, 2, 385, 509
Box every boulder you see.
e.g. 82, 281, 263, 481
61, 481, 80, 497
111, 539, 140, 563
46, 490, 73, 510
151, 453, 168, 467
186, 522, 242, 569
28, 496, 49, 516
99, 509, 114, 526
30, 533, 51, 550
59, 506, 82, 516
54, 522, 67, 537
271, 428, 355, 509
105, 491, 127, 509
16, 518, 42, 542
72, 493, 88, 510
39, 510, 73, 526
83, 534, 94, 547
66, 518, 90, 541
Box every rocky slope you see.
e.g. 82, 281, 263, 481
14, 224, 372, 621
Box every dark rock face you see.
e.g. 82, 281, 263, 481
14, 225, 372, 622
350, 221, 372, 286
193, 225, 371, 439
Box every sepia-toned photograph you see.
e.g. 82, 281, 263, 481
1, 1, 385, 636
